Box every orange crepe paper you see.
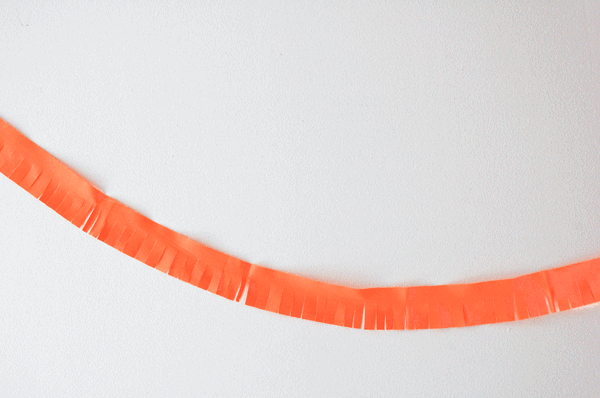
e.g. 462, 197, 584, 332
1, 117, 599, 330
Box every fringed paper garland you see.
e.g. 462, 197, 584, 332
1, 117, 599, 330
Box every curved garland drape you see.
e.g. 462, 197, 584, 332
1, 117, 599, 330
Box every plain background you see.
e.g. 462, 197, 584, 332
1, 1, 600, 396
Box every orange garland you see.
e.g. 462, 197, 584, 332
1, 117, 599, 330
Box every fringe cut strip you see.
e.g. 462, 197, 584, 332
1, 117, 599, 330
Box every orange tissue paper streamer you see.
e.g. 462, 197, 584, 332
1, 116, 600, 330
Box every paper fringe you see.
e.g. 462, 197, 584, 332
1, 117, 599, 330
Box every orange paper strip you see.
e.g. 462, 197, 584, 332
1, 117, 599, 330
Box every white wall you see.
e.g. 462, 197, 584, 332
1, 1, 599, 396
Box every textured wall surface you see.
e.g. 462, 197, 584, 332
1, 1, 599, 396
